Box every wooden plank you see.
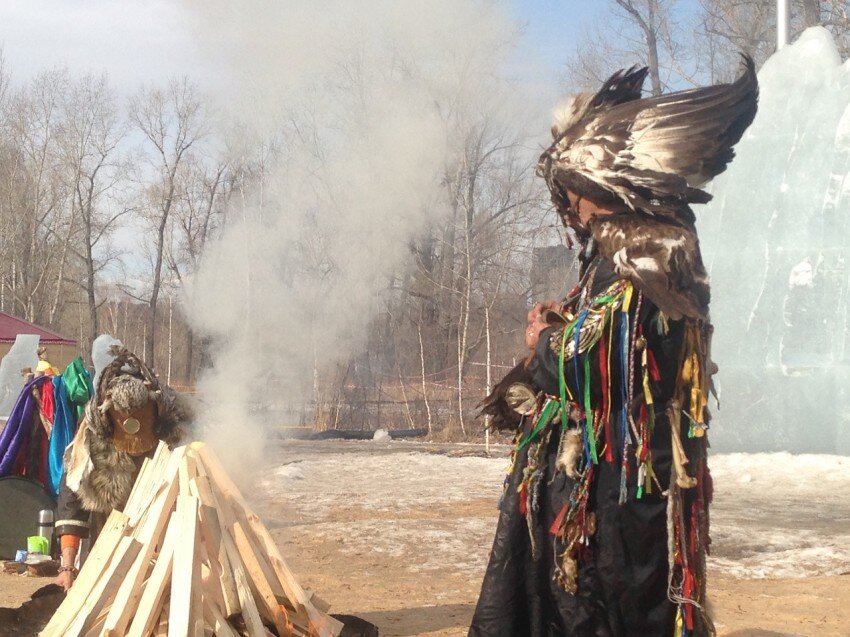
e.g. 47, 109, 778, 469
192, 475, 241, 616
156, 601, 170, 637
66, 535, 143, 636
196, 447, 308, 607
197, 444, 343, 637
191, 511, 204, 637
125, 516, 180, 637
178, 451, 197, 497
202, 596, 239, 637
305, 590, 332, 614
131, 446, 183, 527
101, 470, 179, 636
124, 442, 169, 519
230, 521, 290, 636
168, 495, 200, 637
219, 526, 267, 637
230, 514, 285, 602
40, 511, 131, 637
196, 504, 238, 616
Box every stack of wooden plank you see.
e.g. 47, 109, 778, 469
41, 442, 344, 637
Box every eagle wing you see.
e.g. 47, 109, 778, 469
592, 214, 711, 320
543, 56, 758, 216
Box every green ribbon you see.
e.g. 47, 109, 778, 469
583, 355, 598, 464
517, 399, 559, 452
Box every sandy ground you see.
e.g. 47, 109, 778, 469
2, 440, 849, 636
254, 441, 850, 637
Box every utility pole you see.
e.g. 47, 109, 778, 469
777, 0, 791, 49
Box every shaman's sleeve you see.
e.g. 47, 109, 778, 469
55, 472, 90, 539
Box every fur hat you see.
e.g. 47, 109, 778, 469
64, 347, 193, 514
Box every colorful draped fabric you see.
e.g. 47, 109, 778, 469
48, 376, 76, 496
0, 376, 50, 479
0, 357, 93, 496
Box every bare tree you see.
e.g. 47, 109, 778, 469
0, 69, 70, 324
166, 154, 232, 381
57, 73, 128, 353
129, 77, 206, 367
697, 0, 850, 79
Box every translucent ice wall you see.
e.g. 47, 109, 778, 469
699, 28, 850, 453
0, 334, 40, 418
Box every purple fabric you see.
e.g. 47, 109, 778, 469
0, 377, 47, 476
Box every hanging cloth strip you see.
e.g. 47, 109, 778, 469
0, 376, 50, 477
62, 357, 94, 423
48, 376, 77, 496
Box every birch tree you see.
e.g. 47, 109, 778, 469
129, 77, 206, 367
58, 73, 128, 352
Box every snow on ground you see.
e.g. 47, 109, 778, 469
708, 453, 850, 579
259, 445, 850, 580
261, 451, 510, 517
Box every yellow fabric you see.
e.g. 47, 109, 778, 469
36, 360, 59, 375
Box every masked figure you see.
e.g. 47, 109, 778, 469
469, 58, 758, 637
53, 347, 192, 590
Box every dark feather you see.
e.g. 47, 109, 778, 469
478, 359, 535, 431
539, 55, 758, 220
591, 214, 710, 320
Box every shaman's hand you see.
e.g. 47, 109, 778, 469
55, 567, 76, 592
526, 300, 561, 350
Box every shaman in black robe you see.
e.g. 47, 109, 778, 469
469, 255, 713, 637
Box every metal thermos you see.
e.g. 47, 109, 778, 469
37, 509, 54, 552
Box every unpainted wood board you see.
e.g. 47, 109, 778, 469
197, 501, 240, 617
168, 495, 200, 637
74, 535, 143, 636
230, 521, 291, 636
101, 472, 179, 635
39, 511, 131, 637
197, 444, 343, 637
220, 525, 267, 637
125, 515, 180, 637
202, 595, 240, 637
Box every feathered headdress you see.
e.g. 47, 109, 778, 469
537, 57, 758, 320
539, 56, 758, 223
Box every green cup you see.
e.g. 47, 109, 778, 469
27, 536, 49, 555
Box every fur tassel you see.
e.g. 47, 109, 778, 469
555, 428, 583, 479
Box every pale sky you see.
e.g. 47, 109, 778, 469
0, 0, 209, 90
0, 0, 609, 93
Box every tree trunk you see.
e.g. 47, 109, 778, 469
646, 1, 662, 96
484, 305, 491, 455
146, 204, 171, 367
184, 326, 195, 384
417, 321, 433, 436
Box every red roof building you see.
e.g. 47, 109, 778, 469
0, 312, 76, 345
0, 312, 78, 369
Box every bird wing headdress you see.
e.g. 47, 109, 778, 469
537, 57, 758, 320
538, 56, 758, 223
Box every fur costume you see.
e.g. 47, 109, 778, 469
470, 59, 757, 637
63, 348, 191, 514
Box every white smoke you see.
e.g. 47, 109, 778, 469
181, 1, 536, 466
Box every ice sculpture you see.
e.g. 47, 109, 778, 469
699, 27, 850, 453
91, 334, 123, 387
0, 334, 40, 418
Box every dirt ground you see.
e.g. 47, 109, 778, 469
2, 440, 849, 636
255, 442, 850, 637
264, 496, 850, 637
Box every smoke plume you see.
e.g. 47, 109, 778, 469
181, 1, 529, 467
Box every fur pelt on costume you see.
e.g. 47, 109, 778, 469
64, 348, 192, 514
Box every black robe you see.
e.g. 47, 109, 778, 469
469, 257, 711, 637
